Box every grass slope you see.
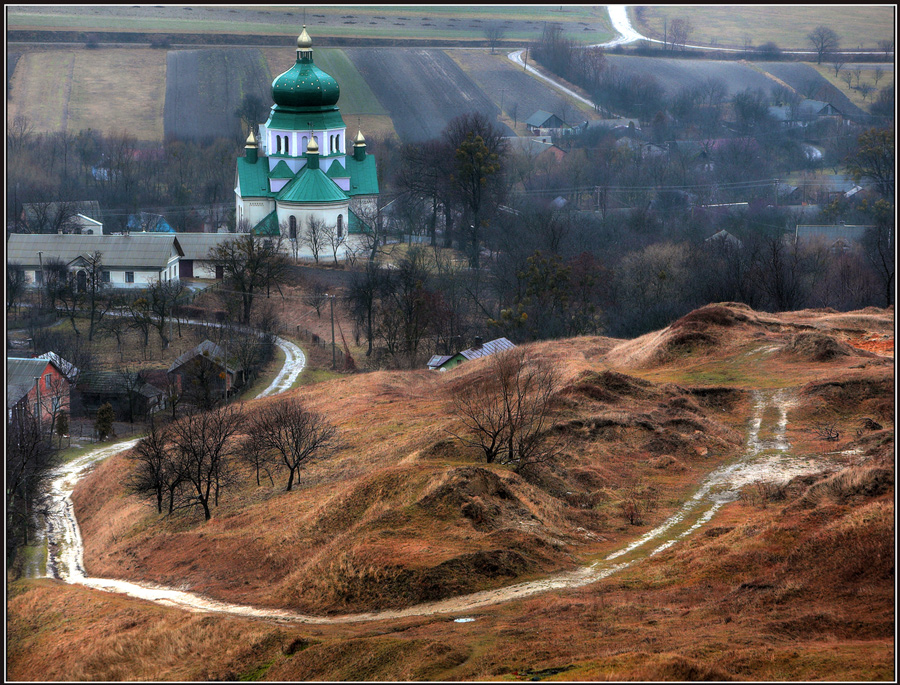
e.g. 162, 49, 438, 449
8, 303, 894, 681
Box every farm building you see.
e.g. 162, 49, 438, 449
6, 233, 183, 288
525, 110, 571, 134
767, 99, 845, 127
795, 224, 874, 251
168, 340, 243, 407
235, 26, 379, 260
141, 231, 247, 279
427, 337, 516, 371
7, 356, 71, 430
71, 370, 166, 421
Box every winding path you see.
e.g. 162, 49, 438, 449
37, 387, 833, 624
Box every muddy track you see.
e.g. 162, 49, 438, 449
38, 388, 835, 624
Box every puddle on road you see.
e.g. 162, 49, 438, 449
38, 389, 836, 624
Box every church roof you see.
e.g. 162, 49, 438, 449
325, 159, 346, 179
276, 165, 348, 204
268, 160, 296, 179
236, 154, 272, 197
348, 208, 373, 235
252, 210, 281, 237
346, 153, 379, 196
265, 107, 346, 133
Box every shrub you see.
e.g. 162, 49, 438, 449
95, 402, 115, 441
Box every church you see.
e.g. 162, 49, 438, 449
234, 27, 379, 258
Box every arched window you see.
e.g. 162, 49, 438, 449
337, 214, 343, 240
302, 136, 308, 153
285, 137, 290, 155
276, 135, 282, 154
289, 215, 297, 240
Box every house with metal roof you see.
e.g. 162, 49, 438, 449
235, 26, 378, 261
427, 337, 516, 371
6, 233, 183, 288
525, 110, 570, 134
141, 231, 247, 279
7, 356, 71, 428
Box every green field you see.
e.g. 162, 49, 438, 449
7, 5, 614, 44
632, 5, 895, 52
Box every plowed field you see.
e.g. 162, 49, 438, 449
345, 48, 514, 142
604, 54, 777, 97
450, 49, 603, 128
164, 48, 271, 141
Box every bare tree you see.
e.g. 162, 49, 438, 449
303, 281, 328, 318
7, 262, 26, 315
669, 17, 693, 51
807, 25, 840, 64
830, 58, 847, 78
240, 430, 276, 487
484, 21, 506, 54
449, 348, 562, 473
208, 234, 287, 325
168, 405, 244, 520
873, 64, 884, 86
146, 278, 186, 350
876, 38, 893, 60
7, 407, 57, 552
248, 399, 338, 491
304, 216, 326, 265
126, 420, 183, 515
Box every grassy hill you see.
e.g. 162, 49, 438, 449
8, 303, 894, 680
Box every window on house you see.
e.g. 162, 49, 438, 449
45, 373, 52, 385
102, 270, 110, 282
285, 137, 290, 155
337, 214, 343, 240
35, 270, 43, 285
125, 272, 135, 283
289, 215, 297, 240
52, 397, 60, 411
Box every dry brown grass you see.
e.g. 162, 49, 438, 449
11, 302, 895, 681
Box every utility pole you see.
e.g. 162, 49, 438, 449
523, 46, 528, 71
330, 294, 336, 369
34, 377, 41, 435
37, 251, 44, 311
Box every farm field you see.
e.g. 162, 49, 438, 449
7, 48, 166, 140
344, 48, 514, 142
164, 48, 271, 141
7, 5, 614, 45
632, 5, 895, 52
759, 62, 873, 119
449, 49, 604, 132
604, 54, 777, 98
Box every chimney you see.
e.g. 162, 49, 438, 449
473, 336, 483, 349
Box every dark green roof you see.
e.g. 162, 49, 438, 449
265, 107, 346, 132
236, 155, 272, 198
325, 159, 347, 180
277, 166, 348, 204
252, 210, 281, 237
268, 160, 295, 179
346, 153, 379, 196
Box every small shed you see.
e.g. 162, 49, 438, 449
7, 356, 72, 427
427, 337, 516, 371
168, 340, 243, 405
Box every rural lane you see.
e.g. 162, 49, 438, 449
36, 386, 835, 625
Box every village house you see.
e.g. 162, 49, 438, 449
6, 233, 183, 288
427, 337, 516, 371
7, 356, 72, 430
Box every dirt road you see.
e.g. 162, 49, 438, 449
39, 388, 835, 624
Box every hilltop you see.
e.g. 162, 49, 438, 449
8, 302, 894, 680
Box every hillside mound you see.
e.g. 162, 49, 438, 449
784, 331, 852, 361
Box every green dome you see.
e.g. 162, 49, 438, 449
272, 57, 340, 109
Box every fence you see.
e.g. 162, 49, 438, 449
294, 325, 351, 370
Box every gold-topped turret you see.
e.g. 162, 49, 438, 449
298, 25, 312, 50
306, 135, 319, 153
245, 129, 257, 147
353, 129, 366, 146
